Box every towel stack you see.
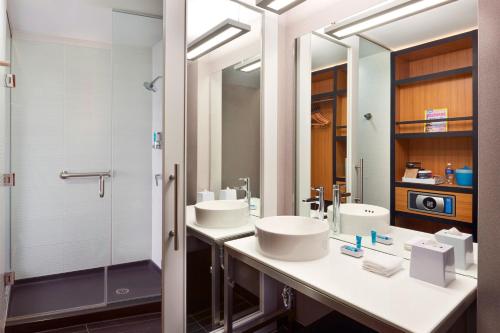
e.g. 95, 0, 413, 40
362, 253, 403, 277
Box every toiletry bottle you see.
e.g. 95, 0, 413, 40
445, 163, 454, 184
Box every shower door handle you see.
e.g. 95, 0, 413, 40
169, 164, 179, 251
60, 170, 111, 198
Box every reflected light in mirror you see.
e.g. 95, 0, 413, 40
187, 19, 251, 60
240, 61, 261, 72
326, 0, 456, 39
256, 0, 306, 14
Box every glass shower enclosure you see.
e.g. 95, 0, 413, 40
5, 10, 164, 322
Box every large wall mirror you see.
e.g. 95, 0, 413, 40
185, 1, 264, 331
295, 0, 478, 280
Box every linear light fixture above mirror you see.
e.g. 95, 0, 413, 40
325, 0, 457, 39
234, 57, 261, 72
187, 19, 251, 60
256, 0, 306, 14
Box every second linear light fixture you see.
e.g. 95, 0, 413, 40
325, 0, 457, 39
256, 0, 306, 14
187, 19, 251, 61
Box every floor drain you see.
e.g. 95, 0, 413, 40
115, 288, 130, 295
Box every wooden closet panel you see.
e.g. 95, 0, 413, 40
335, 141, 346, 179
395, 137, 473, 180
336, 95, 347, 137
396, 75, 473, 133
311, 100, 333, 201
408, 48, 472, 78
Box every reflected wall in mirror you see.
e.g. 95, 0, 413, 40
296, 32, 349, 218
295, 0, 478, 279
186, 0, 263, 331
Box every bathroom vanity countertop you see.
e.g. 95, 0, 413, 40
334, 226, 478, 278
225, 236, 477, 333
186, 205, 257, 244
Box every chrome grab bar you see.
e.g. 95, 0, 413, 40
59, 170, 111, 198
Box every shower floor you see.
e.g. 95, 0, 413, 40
7, 260, 161, 320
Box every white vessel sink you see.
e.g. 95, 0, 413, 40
334, 203, 389, 236
255, 216, 329, 261
194, 200, 249, 228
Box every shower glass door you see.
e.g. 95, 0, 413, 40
7, 7, 163, 322
9, 32, 112, 319
107, 10, 163, 305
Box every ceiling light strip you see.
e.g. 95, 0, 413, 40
256, 0, 306, 15
187, 19, 251, 60
325, 0, 457, 39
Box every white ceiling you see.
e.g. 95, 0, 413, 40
311, 34, 347, 71
363, 0, 478, 50
7, 0, 162, 45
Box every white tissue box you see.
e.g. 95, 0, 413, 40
410, 240, 455, 287
219, 188, 237, 200
435, 229, 473, 270
197, 190, 214, 203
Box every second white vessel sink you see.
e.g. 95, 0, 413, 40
336, 203, 389, 236
255, 216, 329, 261
194, 200, 249, 228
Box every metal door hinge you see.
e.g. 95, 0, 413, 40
5, 73, 15, 88
4, 272, 15, 287
1, 173, 15, 187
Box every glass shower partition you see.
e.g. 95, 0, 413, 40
6, 9, 163, 322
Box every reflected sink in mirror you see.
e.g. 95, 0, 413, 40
255, 216, 329, 261
194, 200, 249, 228
331, 203, 390, 236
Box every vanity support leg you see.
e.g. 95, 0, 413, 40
211, 244, 221, 329
224, 251, 235, 333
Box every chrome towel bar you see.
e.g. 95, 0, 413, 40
59, 170, 112, 198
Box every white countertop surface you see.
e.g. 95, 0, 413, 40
333, 226, 478, 278
186, 205, 257, 243
225, 236, 477, 333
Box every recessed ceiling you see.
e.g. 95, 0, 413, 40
362, 0, 477, 50
311, 34, 347, 71
7, 0, 162, 45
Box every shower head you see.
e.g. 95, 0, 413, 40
144, 76, 163, 92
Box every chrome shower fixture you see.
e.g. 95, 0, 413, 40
144, 76, 163, 92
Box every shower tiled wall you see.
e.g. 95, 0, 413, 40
11, 36, 152, 278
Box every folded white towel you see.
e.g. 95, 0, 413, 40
362, 253, 403, 277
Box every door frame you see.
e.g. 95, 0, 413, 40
161, 0, 187, 331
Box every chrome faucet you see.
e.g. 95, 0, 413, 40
303, 187, 325, 220
236, 177, 251, 214
332, 184, 352, 233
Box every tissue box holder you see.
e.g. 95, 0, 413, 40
410, 241, 455, 287
435, 230, 473, 270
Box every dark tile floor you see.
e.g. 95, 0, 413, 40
8, 261, 161, 319
38, 313, 161, 333
186, 285, 260, 333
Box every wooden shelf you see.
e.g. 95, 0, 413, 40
395, 181, 473, 194
0, 60, 10, 67
391, 31, 478, 239
395, 66, 472, 86
396, 116, 473, 125
395, 131, 473, 139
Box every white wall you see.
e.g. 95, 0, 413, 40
11, 38, 113, 278
10, 30, 158, 277
151, 41, 163, 267
357, 38, 390, 208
